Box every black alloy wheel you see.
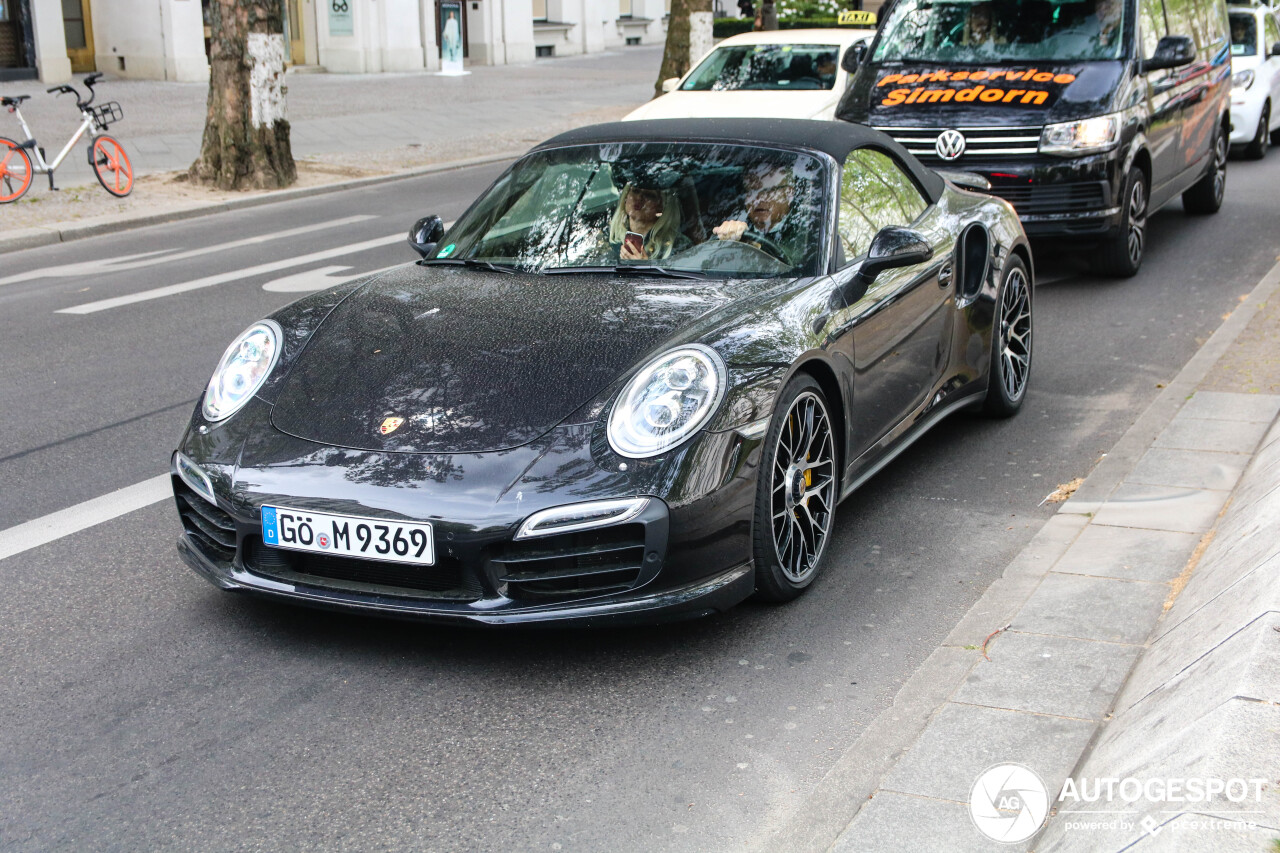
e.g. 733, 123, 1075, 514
983, 256, 1032, 417
1183, 122, 1227, 214
1244, 103, 1271, 160
752, 374, 838, 602
1094, 167, 1148, 277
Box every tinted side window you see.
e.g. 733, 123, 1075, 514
837, 149, 927, 261
1139, 0, 1168, 59
1266, 13, 1280, 49
1163, 0, 1196, 44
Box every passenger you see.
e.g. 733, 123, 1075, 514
815, 52, 839, 85
712, 163, 802, 264
608, 183, 688, 261
1049, 0, 1122, 54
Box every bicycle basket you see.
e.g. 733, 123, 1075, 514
91, 101, 123, 129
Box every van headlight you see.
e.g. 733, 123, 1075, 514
607, 345, 726, 458
202, 320, 282, 422
1232, 69, 1255, 90
1040, 113, 1121, 156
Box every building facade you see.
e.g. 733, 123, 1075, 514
1, 0, 667, 84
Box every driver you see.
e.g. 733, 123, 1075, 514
712, 163, 801, 264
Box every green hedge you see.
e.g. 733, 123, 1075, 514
712, 17, 841, 38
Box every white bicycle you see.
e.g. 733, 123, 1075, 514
1, 72, 133, 203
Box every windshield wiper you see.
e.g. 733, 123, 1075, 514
543, 265, 709, 280
420, 258, 519, 274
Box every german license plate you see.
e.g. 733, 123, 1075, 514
260, 505, 435, 566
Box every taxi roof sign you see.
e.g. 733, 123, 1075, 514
837, 9, 877, 25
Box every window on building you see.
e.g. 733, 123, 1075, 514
533, 0, 548, 21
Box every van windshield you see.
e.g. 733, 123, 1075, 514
873, 0, 1127, 63
1229, 13, 1257, 56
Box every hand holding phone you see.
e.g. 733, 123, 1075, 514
622, 231, 645, 258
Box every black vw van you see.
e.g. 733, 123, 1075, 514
837, 0, 1232, 276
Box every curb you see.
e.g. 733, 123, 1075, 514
763, 255, 1280, 853
0, 150, 522, 256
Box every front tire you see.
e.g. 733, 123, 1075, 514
1093, 166, 1147, 278
752, 375, 838, 603
1182, 122, 1226, 214
983, 256, 1032, 417
89, 135, 134, 197
1243, 103, 1270, 160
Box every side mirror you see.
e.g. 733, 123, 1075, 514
841, 41, 868, 74
661, 77, 681, 94
408, 214, 445, 258
1142, 35, 1195, 72
844, 226, 933, 302
1271, 42, 1280, 58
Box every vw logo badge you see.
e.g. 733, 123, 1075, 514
935, 129, 966, 161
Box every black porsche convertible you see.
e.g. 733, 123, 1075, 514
172, 119, 1033, 626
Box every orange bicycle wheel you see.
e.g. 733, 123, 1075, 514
89, 135, 133, 197
0, 136, 33, 203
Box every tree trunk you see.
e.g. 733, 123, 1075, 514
654, 0, 714, 99
189, 0, 296, 190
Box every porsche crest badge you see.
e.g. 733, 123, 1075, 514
379, 417, 406, 435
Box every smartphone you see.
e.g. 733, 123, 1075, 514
623, 231, 644, 255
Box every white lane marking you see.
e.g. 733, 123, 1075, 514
0, 215, 377, 287
58, 234, 404, 314
0, 475, 171, 562
261, 262, 407, 293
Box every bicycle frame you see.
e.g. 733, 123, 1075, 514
8, 106, 101, 174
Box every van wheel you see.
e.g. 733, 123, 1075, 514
1244, 103, 1270, 160
1094, 167, 1147, 278
1183, 123, 1227, 214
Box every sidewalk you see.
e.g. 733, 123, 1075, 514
0, 47, 661, 243
770, 260, 1280, 852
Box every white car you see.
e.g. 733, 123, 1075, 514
624, 29, 875, 122
1229, 2, 1280, 157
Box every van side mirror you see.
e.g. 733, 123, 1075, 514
843, 226, 933, 302
408, 215, 445, 258
1272, 42, 1280, 58
841, 41, 868, 74
1142, 35, 1195, 72
661, 77, 681, 93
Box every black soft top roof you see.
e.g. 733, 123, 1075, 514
533, 118, 945, 202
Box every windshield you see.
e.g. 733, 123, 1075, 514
436, 142, 830, 277
1230, 13, 1257, 56
874, 0, 1127, 63
681, 44, 841, 91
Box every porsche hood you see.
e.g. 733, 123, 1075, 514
269, 265, 740, 454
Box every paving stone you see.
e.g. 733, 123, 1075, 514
1179, 391, 1280, 424
1149, 552, 1280, 659
1107, 612, 1280, 748
1011, 573, 1168, 644
1038, 700, 1280, 853
1152, 417, 1272, 454
1053, 525, 1199, 583
831, 792, 995, 853
954, 631, 1141, 721
1124, 448, 1249, 491
880, 703, 1095, 804
1089, 484, 1228, 534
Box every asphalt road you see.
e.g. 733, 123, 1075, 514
2, 152, 1279, 852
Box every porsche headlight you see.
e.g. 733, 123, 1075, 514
1233, 69, 1255, 90
607, 345, 726, 458
1040, 113, 1121, 156
202, 320, 282, 422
